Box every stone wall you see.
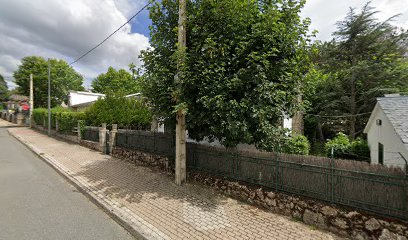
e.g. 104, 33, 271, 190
111, 146, 172, 172
32, 124, 78, 143
190, 172, 407, 240
79, 140, 100, 152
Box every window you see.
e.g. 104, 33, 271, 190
378, 143, 384, 165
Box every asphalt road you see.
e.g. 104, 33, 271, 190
0, 128, 135, 240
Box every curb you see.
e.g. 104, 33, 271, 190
8, 128, 150, 240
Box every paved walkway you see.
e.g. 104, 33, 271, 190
8, 126, 339, 240
0, 118, 20, 127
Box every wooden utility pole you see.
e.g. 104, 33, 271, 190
175, 0, 187, 185
29, 74, 33, 128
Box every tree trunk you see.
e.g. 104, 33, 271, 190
292, 92, 304, 135
316, 116, 325, 142
349, 56, 357, 140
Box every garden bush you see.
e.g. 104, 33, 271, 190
84, 95, 152, 128
58, 112, 86, 133
325, 132, 370, 161
33, 107, 83, 134
281, 135, 311, 155
32, 108, 47, 126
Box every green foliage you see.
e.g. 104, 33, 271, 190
325, 133, 351, 156
58, 112, 86, 133
324, 133, 370, 161
13, 56, 84, 108
350, 138, 370, 159
84, 95, 152, 128
0, 74, 9, 102
91, 67, 141, 95
50, 106, 68, 128
141, 0, 312, 148
32, 107, 82, 133
32, 108, 48, 126
282, 135, 311, 155
305, 3, 408, 143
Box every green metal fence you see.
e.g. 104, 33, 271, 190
115, 129, 175, 159
82, 126, 99, 142
186, 143, 408, 221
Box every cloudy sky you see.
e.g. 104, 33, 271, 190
0, 0, 407, 89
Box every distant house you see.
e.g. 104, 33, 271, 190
6, 94, 29, 110
68, 91, 105, 111
364, 94, 408, 169
67, 91, 143, 111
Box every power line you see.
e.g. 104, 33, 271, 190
69, 1, 153, 65
305, 112, 372, 118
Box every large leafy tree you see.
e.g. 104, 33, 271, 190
14, 56, 84, 108
141, 0, 312, 149
305, 3, 408, 143
0, 74, 8, 102
91, 66, 141, 95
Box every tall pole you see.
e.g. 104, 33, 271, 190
29, 74, 33, 128
175, 0, 187, 185
47, 58, 51, 136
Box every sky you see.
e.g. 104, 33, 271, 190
0, 0, 407, 89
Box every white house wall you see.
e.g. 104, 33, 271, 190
69, 92, 105, 107
366, 108, 408, 168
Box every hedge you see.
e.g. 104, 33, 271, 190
58, 112, 86, 132
84, 95, 152, 128
33, 107, 85, 134
32, 108, 48, 126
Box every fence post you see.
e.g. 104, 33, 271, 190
109, 124, 118, 155
77, 121, 82, 142
330, 158, 335, 203
99, 123, 108, 154
55, 118, 59, 132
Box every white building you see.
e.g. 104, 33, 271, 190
67, 91, 142, 111
363, 95, 408, 169
68, 91, 105, 110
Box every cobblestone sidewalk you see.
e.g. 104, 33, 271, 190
8, 126, 340, 240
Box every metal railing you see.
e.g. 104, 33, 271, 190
82, 126, 99, 142
115, 129, 175, 160
186, 143, 408, 221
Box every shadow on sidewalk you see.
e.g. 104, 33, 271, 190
74, 157, 228, 213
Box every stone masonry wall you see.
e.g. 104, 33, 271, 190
32, 124, 78, 143
79, 140, 100, 152
111, 146, 172, 172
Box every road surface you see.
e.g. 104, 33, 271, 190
0, 127, 135, 240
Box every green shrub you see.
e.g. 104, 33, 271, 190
85, 95, 152, 128
325, 132, 350, 157
51, 106, 69, 128
281, 135, 311, 155
59, 112, 86, 133
32, 108, 47, 126
350, 138, 370, 159
325, 133, 370, 160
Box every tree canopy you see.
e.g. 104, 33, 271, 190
0, 74, 8, 102
13, 56, 84, 108
91, 66, 141, 95
304, 3, 408, 153
141, 0, 313, 150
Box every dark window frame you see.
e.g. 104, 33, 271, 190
378, 143, 384, 165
